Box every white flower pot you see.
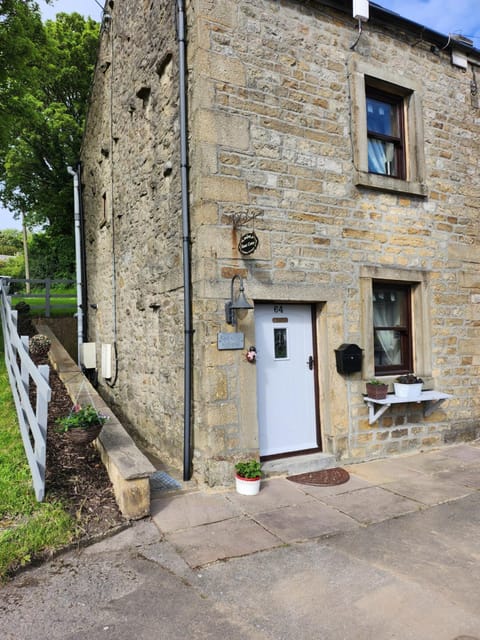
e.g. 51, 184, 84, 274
235, 475, 261, 496
393, 382, 423, 400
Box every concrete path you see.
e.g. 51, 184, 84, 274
2, 443, 480, 639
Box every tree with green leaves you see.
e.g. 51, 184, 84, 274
0, 1, 47, 150
0, 229, 23, 255
0, 4, 99, 277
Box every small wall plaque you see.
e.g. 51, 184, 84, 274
238, 231, 259, 256
218, 332, 245, 350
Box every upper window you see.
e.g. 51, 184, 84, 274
349, 59, 427, 197
366, 88, 405, 180
373, 282, 412, 375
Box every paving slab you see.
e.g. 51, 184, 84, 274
434, 465, 480, 489
225, 477, 314, 514
395, 449, 463, 475
326, 492, 480, 614
344, 457, 425, 484
381, 474, 474, 506
196, 533, 480, 640
151, 491, 242, 533
252, 500, 359, 543
166, 516, 282, 567
441, 442, 480, 463
320, 485, 422, 524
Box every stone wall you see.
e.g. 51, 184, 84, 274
81, 0, 480, 485
187, 0, 480, 479
81, 0, 185, 469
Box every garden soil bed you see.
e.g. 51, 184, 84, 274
18, 314, 127, 548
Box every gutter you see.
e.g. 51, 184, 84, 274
177, 0, 193, 481
317, 0, 480, 57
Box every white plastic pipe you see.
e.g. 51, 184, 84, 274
67, 165, 83, 367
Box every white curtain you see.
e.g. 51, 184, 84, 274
368, 140, 395, 175
373, 292, 401, 365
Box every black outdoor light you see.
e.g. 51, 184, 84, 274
225, 274, 254, 327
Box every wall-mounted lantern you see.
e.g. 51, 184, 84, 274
225, 274, 253, 328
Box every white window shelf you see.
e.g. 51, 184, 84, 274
364, 390, 452, 425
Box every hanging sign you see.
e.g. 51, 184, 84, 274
238, 231, 259, 256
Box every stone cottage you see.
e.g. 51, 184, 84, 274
80, 0, 480, 485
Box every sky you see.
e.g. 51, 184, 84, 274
375, 0, 480, 47
38, 0, 104, 23
1, 0, 479, 229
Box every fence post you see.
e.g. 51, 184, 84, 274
35, 364, 50, 502
20, 335, 29, 392
45, 278, 51, 317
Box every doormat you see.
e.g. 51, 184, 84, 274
150, 471, 182, 491
287, 467, 350, 486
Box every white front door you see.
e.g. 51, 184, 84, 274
255, 303, 320, 457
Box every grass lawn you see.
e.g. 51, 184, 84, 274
0, 325, 76, 581
11, 286, 76, 318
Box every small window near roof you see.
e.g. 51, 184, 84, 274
366, 88, 405, 180
348, 59, 427, 197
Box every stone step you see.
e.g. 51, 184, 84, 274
261, 452, 338, 477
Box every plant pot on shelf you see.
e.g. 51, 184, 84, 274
366, 381, 388, 400
393, 374, 424, 400
393, 382, 423, 400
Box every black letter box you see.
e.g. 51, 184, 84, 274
335, 343, 363, 375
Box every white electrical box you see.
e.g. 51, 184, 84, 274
353, 0, 369, 21
451, 50, 468, 70
101, 343, 112, 379
81, 342, 97, 369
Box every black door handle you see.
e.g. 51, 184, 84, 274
307, 355, 314, 370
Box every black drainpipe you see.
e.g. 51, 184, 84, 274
177, 0, 193, 481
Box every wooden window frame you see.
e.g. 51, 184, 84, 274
366, 86, 406, 181
349, 58, 427, 197
373, 281, 413, 376
360, 266, 432, 385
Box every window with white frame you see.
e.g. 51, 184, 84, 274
349, 59, 427, 197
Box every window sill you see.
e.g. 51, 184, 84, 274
364, 390, 452, 424
354, 170, 428, 198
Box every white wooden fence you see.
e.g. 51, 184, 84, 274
0, 278, 51, 501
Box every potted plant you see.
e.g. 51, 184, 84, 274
29, 334, 51, 358
234, 459, 262, 495
56, 404, 108, 445
365, 378, 388, 400
394, 374, 424, 400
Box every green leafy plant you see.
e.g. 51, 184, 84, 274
395, 374, 423, 384
367, 378, 386, 385
235, 459, 262, 479
56, 404, 108, 433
